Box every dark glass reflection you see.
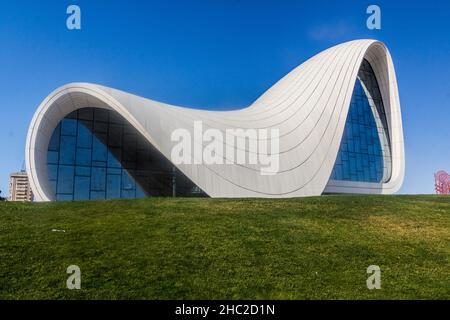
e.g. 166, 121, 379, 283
330, 59, 392, 183
47, 108, 206, 201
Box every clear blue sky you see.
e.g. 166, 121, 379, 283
0, 0, 449, 196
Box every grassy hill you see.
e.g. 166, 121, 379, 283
0, 195, 449, 300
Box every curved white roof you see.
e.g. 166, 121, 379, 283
26, 39, 405, 201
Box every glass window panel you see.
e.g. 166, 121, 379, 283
106, 174, 121, 199
107, 148, 122, 168
61, 118, 77, 136
121, 189, 136, 199
108, 168, 122, 175
47, 151, 59, 164
92, 161, 106, 167
93, 122, 108, 133
136, 185, 146, 198
48, 124, 60, 151
74, 176, 90, 200
57, 165, 74, 194
90, 191, 106, 200
91, 167, 106, 192
76, 166, 91, 177
78, 108, 94, 120
122, 170, 135, 191
124, 123, 136, 134
108, 124, 123, 147
94, 109, 109, 122
76, 148, 92, 166
48, 164, 58, 181
57, 194, 73, 201
77, 121, 93, 148
109, 112, 123, 124
59, 136, 76, 165
92, 134, 107, 162
66, 111, 78, 119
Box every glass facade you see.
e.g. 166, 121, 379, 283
47, 108, 205, 201
330, 59, 392, 183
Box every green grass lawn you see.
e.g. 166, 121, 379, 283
0, 195, 449, 300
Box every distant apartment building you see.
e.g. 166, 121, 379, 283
9, 171, 33, 202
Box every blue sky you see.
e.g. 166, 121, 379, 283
0, 0, 449, 196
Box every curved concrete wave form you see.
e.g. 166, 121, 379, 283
26, 39, 405, 201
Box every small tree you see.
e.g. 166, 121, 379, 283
0, 190, 5, 201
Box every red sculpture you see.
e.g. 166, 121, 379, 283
435, 171, 450, 195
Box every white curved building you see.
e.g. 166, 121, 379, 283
26, 39, 405, 201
